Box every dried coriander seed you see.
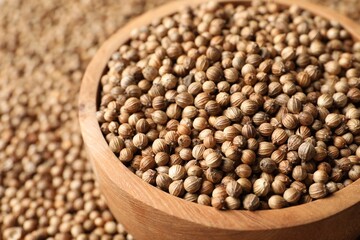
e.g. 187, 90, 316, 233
271, 128, 288, 145
156, 173, 172, 191
268, 195, 288, 209
258, 142, 275, 157
205, 151, 223, 168
282, 113, 298, 129
292, 166, 308, 181
197, 194, 211, 206
243, 194, 260, 211
287, 135, 303, 151
313, 170, 329, 183
325, 113, 342, 128
272, 179, 287, 195
225, 196, 241, 210
283, 188, 301, 204
253, 178, 270, 197
240, 99, 259, 116
168, 165, 186, 180
133, 133, 149, 149
226, 181, 242, 197
169, 180, 185, 197
309, 183, 328, 199
298, 142, 316, 162
259, 158, 277, 173
184, 176, 202, 193
211, 197, 225, 210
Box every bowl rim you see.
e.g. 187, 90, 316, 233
79, 0, 360, 232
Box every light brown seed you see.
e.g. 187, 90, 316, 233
240, 99, 259, 116
205, 152, 223, 168
243, 194, 260, 211
283, 188, 301, 204
168, 165, 186, 180
325, 113, 342, 128
271, 128, 288, 145
253, 178, 270, 196
267, 195, 287, 209
309, 183, 328, 199
298, 142, 316, 162
169, 180, 185, 197
258, 142, 275, 157
184, 176, 202, 193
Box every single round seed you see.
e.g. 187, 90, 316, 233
240, 100, 259, 116
298, 142, 316, 162
259, 158, 277, 173
283, 188, 301, 204
243, 194, 260, 211
309, 183, 328, 199
268, 195, 288, 209
258, 142, 275, 157
253, 178, 270, 197
175, 92, 194, 108
169, 180, 185, 197
272, 179, 286, 195
168, 165, 186, 180
225, 196, 241, 210
184, 176, 202, 193
205, 152, 223, 168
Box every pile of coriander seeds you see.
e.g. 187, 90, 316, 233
0, 0, 166, 239
97, 0, 360, 210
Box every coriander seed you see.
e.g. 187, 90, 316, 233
309, 183, 328, 199
253, 178, 270, 196
283, 188, 301, 204
243, 194, 260, 211
268, 195, 288, 209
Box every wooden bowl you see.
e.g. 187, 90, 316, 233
79, 0, 360, 239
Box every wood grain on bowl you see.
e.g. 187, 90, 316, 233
79, 0, 360, 239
